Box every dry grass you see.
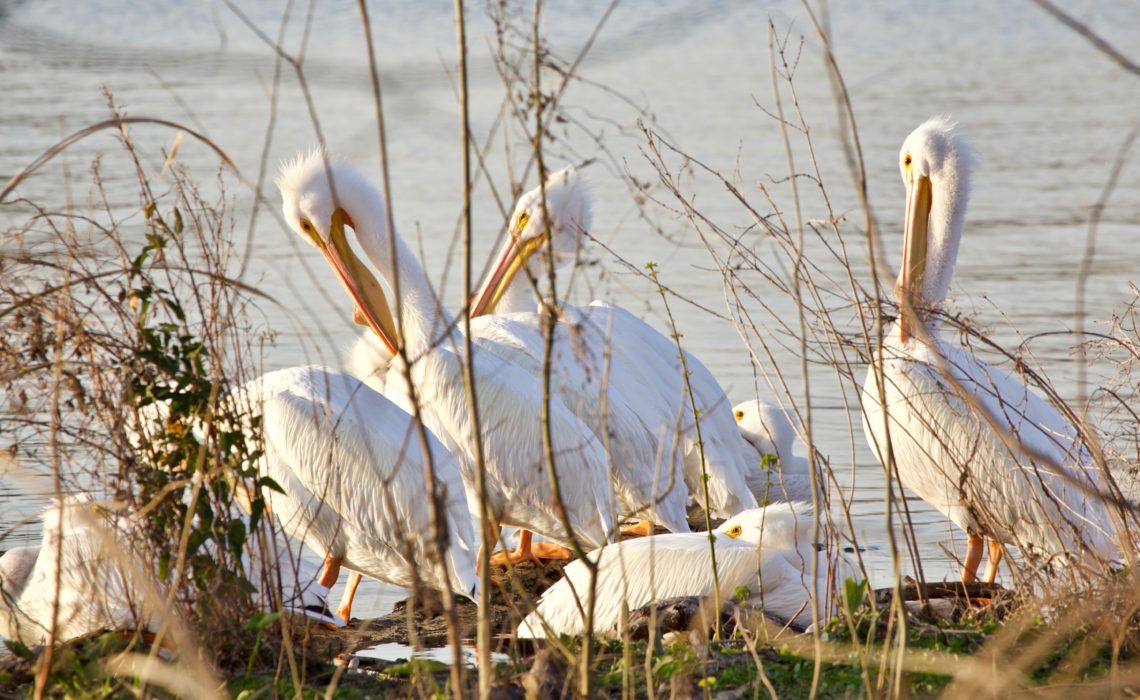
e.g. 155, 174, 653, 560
1, 2, 1139, 699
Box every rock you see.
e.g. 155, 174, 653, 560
627, 596, 708, 639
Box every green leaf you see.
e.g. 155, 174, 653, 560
228, 518, 247, 558
4, 638, 32, 658
242, 611, 281, 632
248, 498, 265, 532
258, 476, 285, 495
843, 577, 869, 616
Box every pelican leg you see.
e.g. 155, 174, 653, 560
961, 533, 984, 583
490, 530, 572, 566
336, 571, 363, 623
319, 555, 343, 588
620, 520, 656, 538
983, 538, 1003, 584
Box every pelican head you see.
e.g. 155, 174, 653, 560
896, 117, 973, 341
276, 150, 398, 354
471, 166, 591, 316
716, 503, 807, 549
733, 399, 796, 463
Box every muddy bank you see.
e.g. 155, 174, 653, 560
298, 559, 570, 657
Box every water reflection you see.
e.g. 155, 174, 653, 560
354, 642, 510, 668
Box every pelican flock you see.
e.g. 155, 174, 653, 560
471, 168, 757, 524
5, 114, 1129, 663
277, 152, 617, 567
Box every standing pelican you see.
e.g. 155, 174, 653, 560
234, 366, 479, 622
471, 167, 756, 520
276, 152, 616, 564
734, 399, 819, 504
862, 118, 1120, 583
517, 503, 855, 638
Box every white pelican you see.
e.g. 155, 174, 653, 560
862, 117, 1121, 583
1, 496, 143, 644
471, 167, 756, 520
233, 365, 479, 622
0, 495, 355, 642
276, 152, 616, 564
733, 399, 819, 504
517, 503, 855, 638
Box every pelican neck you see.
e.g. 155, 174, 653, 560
348, 209, 459, 356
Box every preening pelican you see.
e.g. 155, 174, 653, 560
0, 496, 143, 644
277, 152, 616, 564
464, 168, 690, 535
862, 118, 1121, 583
471, 167, 756, 520
233, 365, 479, 622
734, 399, 819, 504
517, 503, 856, 638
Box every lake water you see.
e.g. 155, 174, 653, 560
2, 0, 1139, 624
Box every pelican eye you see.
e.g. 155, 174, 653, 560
734, 409, 744, 422
725, 524, 743, 539
515, 210, 530, 232
299, 218, 321, 245
903, 153, 912, 167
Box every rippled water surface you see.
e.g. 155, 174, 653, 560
2, 0, 1139, 621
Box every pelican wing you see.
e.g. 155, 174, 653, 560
863, 331, 1117, 567
385, 345, 617, 550
244, 366, 477, 596
585, 302, 758, 516
470, 312, 691, 532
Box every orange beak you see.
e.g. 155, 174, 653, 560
320, 208, 398, 355
897, 173, 931, 343
470, 219, 550, 317
470, 235, 521, 317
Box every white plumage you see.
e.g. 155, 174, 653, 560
1, 496, 143, 645
734, 399, 818, 504
862, 118, 1121, 582
345, 330, 391, 395
471, 168, 756, 520
469, 309, 691, 533
234, 366, 479, 616
277, 153, 616, 561
517, 503, 856, 638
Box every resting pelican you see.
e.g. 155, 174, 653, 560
1, 496, 142, 644
734, 399, 819, 504
471, 168, 756, 521
862, 118, 1120, 583
276, 152, 616, 564
517, 503, 855, 638
233, 365, 479, 622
